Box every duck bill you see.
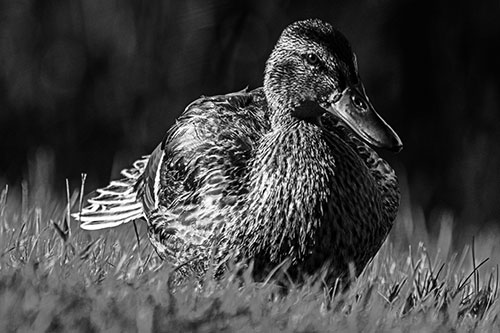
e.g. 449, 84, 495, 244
323, 83, 403, 152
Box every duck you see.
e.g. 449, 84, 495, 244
73, 18, 403, 284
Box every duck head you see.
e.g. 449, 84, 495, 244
264, 19, 403, 152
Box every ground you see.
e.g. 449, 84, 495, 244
0, 175, 499, 332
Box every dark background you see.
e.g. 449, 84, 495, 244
1, 0, 499, 242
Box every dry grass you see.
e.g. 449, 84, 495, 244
0, 172, 499, 332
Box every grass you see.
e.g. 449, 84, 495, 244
1, 170, 499, 332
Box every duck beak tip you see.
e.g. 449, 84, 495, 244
390, 142, 403, 153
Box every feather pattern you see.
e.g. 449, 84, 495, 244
74, 19, 402, 283
73, 157, 148, 230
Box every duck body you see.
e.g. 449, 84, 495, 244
75, 19, 401, 283
237, 106, 397, 281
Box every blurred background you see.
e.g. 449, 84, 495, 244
0, 0, 499, 248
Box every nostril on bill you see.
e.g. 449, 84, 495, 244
351, 94, 367, 110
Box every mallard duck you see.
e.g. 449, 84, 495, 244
74, 18, 402, 283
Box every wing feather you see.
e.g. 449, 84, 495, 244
72, 155, 150, 230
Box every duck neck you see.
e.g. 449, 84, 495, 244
267, 98, 298, 127
264, 70, 301, 127
265, 87, 325, 128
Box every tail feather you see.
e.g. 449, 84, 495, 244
72, 156, 149, 230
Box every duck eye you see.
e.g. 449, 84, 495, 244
305, 53, 320, 66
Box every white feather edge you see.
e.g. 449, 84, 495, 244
73, 155, 151, 230
72, 202, 143, 230
153, 151, 164, 210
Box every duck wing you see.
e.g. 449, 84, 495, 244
135, 88, 270, 255
74, 88, 269, 235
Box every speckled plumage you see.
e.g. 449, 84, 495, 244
74, 19, 402, 284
